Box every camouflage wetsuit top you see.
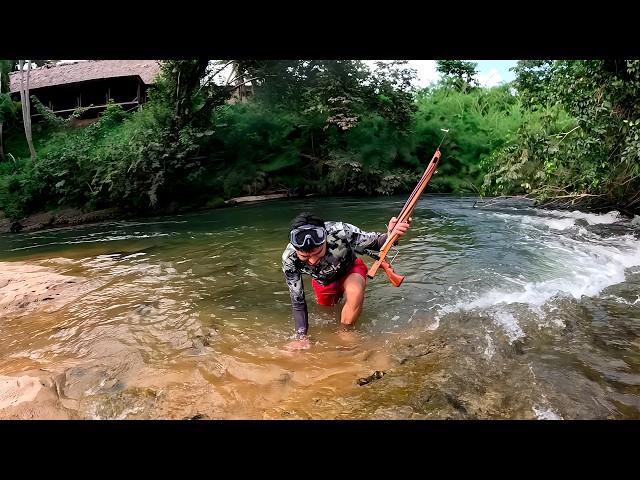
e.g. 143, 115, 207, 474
282, 221, 388, 337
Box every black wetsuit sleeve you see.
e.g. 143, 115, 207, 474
282, 247, 309, 337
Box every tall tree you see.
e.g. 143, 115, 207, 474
157, 60, 233, 133
18, 60, 37, 162
0, 59, 12, 161
369, 60, 418, 132
436, 60, 479, 90
510, 60, 553, 108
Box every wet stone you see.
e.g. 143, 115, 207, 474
357, 371, 385, 386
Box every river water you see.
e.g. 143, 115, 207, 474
1, 195, 639, 419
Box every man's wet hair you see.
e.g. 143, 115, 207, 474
290, 212, 326, 251
290, 212, 325, 230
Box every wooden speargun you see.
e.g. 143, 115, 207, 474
365, 129, 449, 286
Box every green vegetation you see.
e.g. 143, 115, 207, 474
1, 59, 638, 222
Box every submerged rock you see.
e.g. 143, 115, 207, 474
357, 371, 385, 386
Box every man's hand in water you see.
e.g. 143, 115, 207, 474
387, 216, 412, 238
285, 335, 311, 351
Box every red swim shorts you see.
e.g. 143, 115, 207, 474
311, 257, 368, 306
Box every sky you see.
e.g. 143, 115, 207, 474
51, 59, 519, 88
364, 60, 518, 88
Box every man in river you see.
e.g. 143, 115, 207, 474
282, 212, 411, 350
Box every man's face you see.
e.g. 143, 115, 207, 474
295, 242, 326, 266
